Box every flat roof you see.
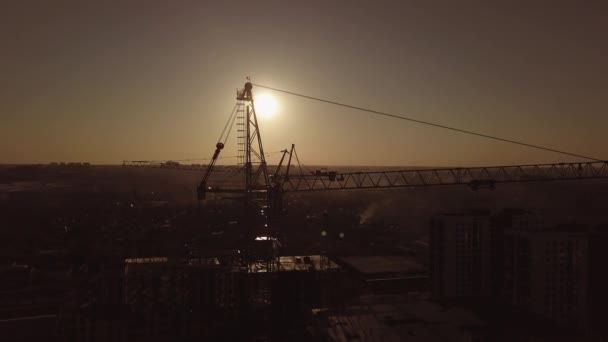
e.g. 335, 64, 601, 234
312, 294, 484, 342
278, 255, 340, 272
124, 257, 168, 264
338, 256, 425, 275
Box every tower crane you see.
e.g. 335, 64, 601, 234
123, 81, 608, 212
118, 81, 608, 342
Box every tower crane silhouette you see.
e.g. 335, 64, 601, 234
123, 81, 608, 214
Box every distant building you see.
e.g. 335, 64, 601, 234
429, 211, 493, 298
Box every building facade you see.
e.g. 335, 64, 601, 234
430, 211, 492, 298
504, 224, 589, 331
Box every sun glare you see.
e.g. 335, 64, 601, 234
255, 93, 277, 119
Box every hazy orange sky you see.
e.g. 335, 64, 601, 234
1, 1, 606, 166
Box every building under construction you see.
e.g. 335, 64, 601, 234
59, 252, 342, 341
61, 81, 608, 341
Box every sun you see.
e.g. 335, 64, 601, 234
255, 93, 277, 119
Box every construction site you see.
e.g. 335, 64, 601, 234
1, 81, 587, 341
4, 2, 608, 340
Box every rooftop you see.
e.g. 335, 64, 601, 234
338, 256, 425, 276
312, 294, 484, 342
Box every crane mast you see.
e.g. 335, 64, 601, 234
187, 82, 273, 210
237, 82, 271, 208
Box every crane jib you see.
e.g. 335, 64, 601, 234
280, 161, 608, 192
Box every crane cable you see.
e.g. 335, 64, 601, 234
252, 83, 602, 162
217, 104, 238, 145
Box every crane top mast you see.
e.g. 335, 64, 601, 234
197, 81, 272, 211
